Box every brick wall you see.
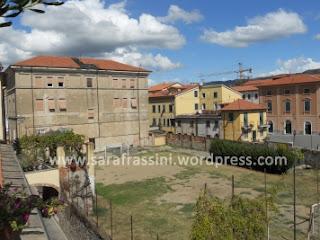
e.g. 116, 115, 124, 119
166, 133, 211, 151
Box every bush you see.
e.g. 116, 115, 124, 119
190, 190, 275, 240
209, 139, 303, 174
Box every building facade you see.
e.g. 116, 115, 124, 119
4, 56, 150, 150
175, 112, 221, 138
148, 83, 199, 132
232, 85, 259, 103
200, 84, 241, 111
258, 74, 320, 135
221, 99, 268, 142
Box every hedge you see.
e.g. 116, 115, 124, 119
209, 139, 303, 174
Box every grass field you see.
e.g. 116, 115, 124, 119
95, 147, 319, 240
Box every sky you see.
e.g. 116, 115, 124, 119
1, 0, 320, 85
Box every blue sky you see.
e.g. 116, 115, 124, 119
1, 0, 320, 84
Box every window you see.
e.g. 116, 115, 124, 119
242, 94, 245, 99
285, 100, 291, 113
122, 98, 128, 108
259, 112, 264, 126
169, 105, 173, 113
34, 76, 44, 88
194, 91, 198, 97
163, 118, 166, 126
122, 79, 126, 88
112, 79, 118, 88
285, 120, 292, 134
113, 98, 121, 108
284, 89, 290, 95
131, 98, 137, 109
206, 121, 210, 128
266, 90, 272, 96
247, 94, 251, 100
243, 112, 248, 127
202, 104, 206, 110
214, 92, 218, 98
58, 98, 67, 112
202, 93, 206, 98
47, 82, 53, 87
158, 105, 161, 113
267, 101, 272, 113
304, 99, 311, 113
190, 121, 194, 128
58, 82, 64, 88
305, 122, 312, 135
88, 109, 94, 119
35, 99, 44, 112
152, 105, 156, 113
214, 120, 219, 128
87, 78, 93, 88
255, 93, 258, 99
195, 103, 199, 110
177, 120, 181, 127
152, 118, 156, 126
228, 113, 234, 122
130, 79, 135, 89
167, 119, 170, 127
162, 105, 166, 112
304, 88, 310, 94
48, 98, 55, 112
268, 121, 273, 133
170, 119, 175, 127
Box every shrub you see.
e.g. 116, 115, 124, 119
209, 139, 303, 174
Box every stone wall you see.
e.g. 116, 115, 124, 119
166, 133, 211, 151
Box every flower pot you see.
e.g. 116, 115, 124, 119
0, 226, 21, 240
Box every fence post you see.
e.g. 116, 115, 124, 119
56, 145, 65, 168
231, 175, 235, 199
130, 215, 133, 240
110, 200, 113, 239
96, 189, 99, 228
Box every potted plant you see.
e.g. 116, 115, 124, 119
0, 183, 64, 240
0, 184, 40, 239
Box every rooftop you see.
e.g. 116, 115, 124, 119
221, 99, 266, 111
256, 74, 320, 87
232, 85, 258, 92
149, 83, 198, 98
12, 55, 150, 72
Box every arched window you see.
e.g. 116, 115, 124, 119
268, 121, 273, 133
285, 120, 292, 134
305, 121, 312, 135
285, 100, 291, 113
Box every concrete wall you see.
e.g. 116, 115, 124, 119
5, 68, 150, 151
175, 87, 200, 115
25, 169, 60, 191
175, 118, 220, 138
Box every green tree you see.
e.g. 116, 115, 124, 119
0, 0, 64, 28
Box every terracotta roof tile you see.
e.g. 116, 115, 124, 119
80, 57, 149, 72
221, 99, 266, 111
12, 55, 150, 72
149, 84, 198, 98
14, 56, 80, 69
257, 74, 320, 87
149, 82, 177, 92
232, 85, 258, 92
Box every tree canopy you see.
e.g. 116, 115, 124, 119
0, 0, 64, 28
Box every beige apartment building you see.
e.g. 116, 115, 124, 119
4, 56, 151, 150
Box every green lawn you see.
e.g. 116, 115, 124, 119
95, 148, 319, 240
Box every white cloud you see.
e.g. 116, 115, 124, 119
261, 57, 320, 76
158, 5, 203, 24
315, 34, 320, 40
0, 0, 185, 71
201, 9, 307, 47
103, 47, 181, 71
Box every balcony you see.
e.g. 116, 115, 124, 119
258, 123, 269, 130
241, 123, 253, 131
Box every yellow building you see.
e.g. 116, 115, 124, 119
200, 84, 241, 111
148, 83, 199, 132
221, 99, 268, 142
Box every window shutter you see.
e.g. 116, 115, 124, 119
58, 98, 67, 111
35, 99, 44, 111
131, 98, 137, 108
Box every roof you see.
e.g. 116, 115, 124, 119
232, 85, 258, 92
149, 82, 178, 92
149, 84, 198, 98
256, 74, 320, 87
221, 99, 266, 111
176, 112, 221, 119
12, 55, 150, 72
